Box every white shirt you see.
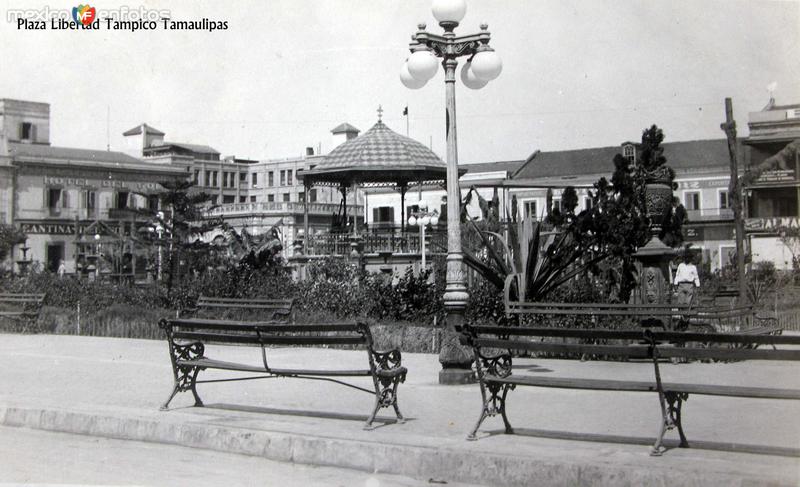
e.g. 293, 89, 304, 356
673, 262, 700, 287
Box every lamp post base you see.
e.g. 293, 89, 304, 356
439, 367, 475, 385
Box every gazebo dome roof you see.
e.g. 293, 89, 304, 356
299, 120, 450, 187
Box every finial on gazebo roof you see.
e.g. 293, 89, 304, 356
377, 105, 383, 122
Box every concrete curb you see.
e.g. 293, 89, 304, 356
1, 405, 794, 487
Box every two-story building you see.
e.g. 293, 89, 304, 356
123, 122, 364, 253
742, 99, 800, 269
0, 98, 187, 274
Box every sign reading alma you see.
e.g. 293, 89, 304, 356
43, 175, 162, 190
744, 217, 800, 232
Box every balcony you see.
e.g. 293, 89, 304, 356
207, 201, 364, 218
684, 208, 734, 222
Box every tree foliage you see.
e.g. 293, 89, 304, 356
0, 224, 27, 262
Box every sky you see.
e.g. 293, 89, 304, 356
0, 0, 798, 164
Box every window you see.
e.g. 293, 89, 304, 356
47, 188, 62, 213
46, 243, 64, 273
239, 196, 247, 203
684, 191, 701, 211
268, 172, 274, 187
211, 171, 218, 187
193, 170, 199, 185
623, 144, 635, 163
373, 206, 395, 223
84, 190, 96, 217
309, 189, 317, 203
249, 196, 256, 203
147, 195, 159, 212
719, 190, 730, 210
298, 192, 305, 202
523, 200, 537, 220
239, 173, 247, 182
252, 173, 258, 186
283, 193, 291, 202
116, 191, 129, 209
20, 122, 35, 141
552, 198, 562, 213
223, 195, 235, 204
267, 194, 274, 202
287, 170, 293, 185
280, 170, 286, 186
204, 171, 210, 187
720, 245, 735, 269
584, 197, 593, 210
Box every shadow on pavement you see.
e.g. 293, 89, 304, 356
195, 402, 410, 428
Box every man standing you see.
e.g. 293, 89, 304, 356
674, 252, 700, 306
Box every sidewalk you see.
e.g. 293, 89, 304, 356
1, 334, 798, 486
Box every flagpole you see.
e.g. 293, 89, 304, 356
405, 103, 409, 137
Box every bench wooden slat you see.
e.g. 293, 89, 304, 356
194, 303, 292, 310
178, 358, 372, 377
173, 331, 367, 346
487, 375, 659, 392
474, 338, 653, 359
467, 326, 800, 345
485, 375, 800, 400
168, 319, 363, 333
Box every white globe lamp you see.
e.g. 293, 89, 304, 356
460, 62, 488, 90
400, 62, 427, 89
432, 0, 467, 24
407, 50, 439, 81
421, 215, 432, 226
408, 216, 418, 226
470, 49, 502, 81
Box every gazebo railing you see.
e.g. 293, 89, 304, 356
304, 230, 447, 256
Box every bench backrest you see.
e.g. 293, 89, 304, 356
0, 293, 46, 311
160, 318, 371, 347
187, 296, 295, 322
460, 325, 800, 362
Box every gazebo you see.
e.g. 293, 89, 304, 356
297, 108, 461, 254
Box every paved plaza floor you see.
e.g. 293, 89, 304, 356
0, 334, 798, 486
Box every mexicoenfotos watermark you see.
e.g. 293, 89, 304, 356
7, 4, 229, 32
6, 4, 170, 23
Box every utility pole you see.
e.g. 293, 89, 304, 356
720, 98, 748, 303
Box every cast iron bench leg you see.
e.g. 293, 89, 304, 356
364, 372, 406, 430
468, 382, 514, 440
161, 341, 206, 411
651, 391, 689, 456
160, 366, 204, 410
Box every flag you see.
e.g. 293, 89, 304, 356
402, 106, 408, 116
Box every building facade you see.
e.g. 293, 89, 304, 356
743, 100, 800, 269
0, 98, 187, 274
124, 122, 364, 253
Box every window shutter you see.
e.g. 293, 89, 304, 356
80, 190, 87, 209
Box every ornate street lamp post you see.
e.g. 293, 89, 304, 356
401, 0, 502, 384
407, 201, 440, 270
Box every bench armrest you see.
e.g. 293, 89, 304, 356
476, 350, 513, 379
371, 349, 403, 371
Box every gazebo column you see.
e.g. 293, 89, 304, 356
303, 180, 310, 253
340, 184, 348, 232
399, 183, 408, 233
352, 182, 358, 236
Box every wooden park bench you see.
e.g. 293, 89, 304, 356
459, 324, 800, 455
0, 293, 45, 331
179, 296, 295, 323
158, 318, 407, 429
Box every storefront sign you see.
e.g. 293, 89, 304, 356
43, 175, 162, 190
676, 179, 729, 190
753, 169, 796, 184
744, 217, 800, 232
682, 226, 703, 241
17, 220, 122, 235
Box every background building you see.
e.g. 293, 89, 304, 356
0, 98, 187, 274
743, 99, 800, 269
